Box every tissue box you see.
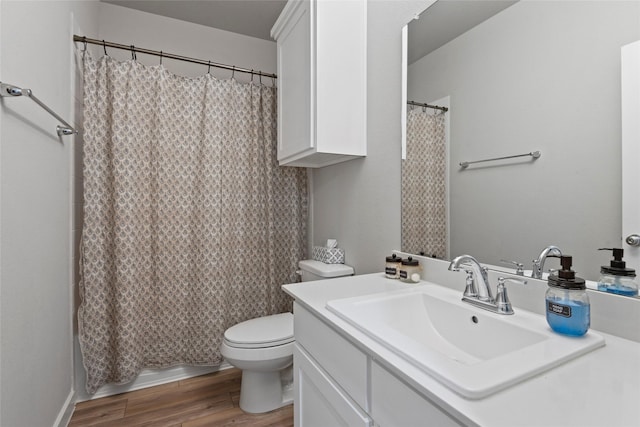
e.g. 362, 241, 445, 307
312, 246, 345, 264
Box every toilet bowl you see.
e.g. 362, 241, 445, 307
221, 259, 354, 413
220, 312, 294, 414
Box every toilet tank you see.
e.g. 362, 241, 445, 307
298, 260, 354, 282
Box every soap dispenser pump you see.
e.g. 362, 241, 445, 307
545, 255, 590, 337
597, 248, 638, 296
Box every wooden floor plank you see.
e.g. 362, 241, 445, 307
69, 368, 293, 427
181, 406, 246, 427
68, 399, 127, 426
178, 368, 242, 392
96, 395, 235, 427
117, 380, 181, 401
73, 394, 128, 411
125, 384, 233, 417
183, 404, 293, 427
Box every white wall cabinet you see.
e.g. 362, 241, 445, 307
293, 302, 462, 426
271, 0, 367, 168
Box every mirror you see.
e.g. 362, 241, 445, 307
402, 0, 640, 286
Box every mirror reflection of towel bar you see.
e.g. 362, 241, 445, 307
459, 151, 541, 169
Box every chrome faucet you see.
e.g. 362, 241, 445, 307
448, 254, 527, 315
532, 245, 562, 279
448, 254, 492, 301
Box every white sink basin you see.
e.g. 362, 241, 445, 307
326, 283, 605, 399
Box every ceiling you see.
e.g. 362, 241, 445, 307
102, 0, 287, 41
408, 0, 517, 64
103, 0, 517, 62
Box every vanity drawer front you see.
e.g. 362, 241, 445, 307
371, 362, 463, 427
294, 302, 368, 410
294, 344, 371, 427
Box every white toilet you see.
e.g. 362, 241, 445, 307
220, 259, 354, 413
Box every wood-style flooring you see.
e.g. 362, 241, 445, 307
69, 368, 293, 427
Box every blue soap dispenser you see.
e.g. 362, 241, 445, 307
545, 255, 590, 337
597, 248, 638, 297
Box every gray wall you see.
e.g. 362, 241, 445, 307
311, 1, 434, 274
408, 0, 640, 280
0, 1, 99, 425
97, 2, 277, 82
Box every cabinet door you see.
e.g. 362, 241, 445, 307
294, 302, 368, 410
272, 0, 367, 167
276, 0, 313, 161
371, 362, 464, 427
294, 344, 371, 427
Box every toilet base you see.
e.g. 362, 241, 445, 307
239, 365, 294, 414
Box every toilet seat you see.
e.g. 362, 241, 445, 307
224, 312, 294, 349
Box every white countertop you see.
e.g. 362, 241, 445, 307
283, 273, 640, 427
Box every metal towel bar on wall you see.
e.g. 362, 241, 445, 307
459, 151, 541, 169
0, 81, 77, 136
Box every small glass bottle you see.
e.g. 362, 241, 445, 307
399, 256, 421, 283
545, 255, 590, 337
597, 248, 638, 297
385, 254, 402, 279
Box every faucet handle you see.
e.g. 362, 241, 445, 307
499, 277, 528, 286
500, 259, 524, 275
463, 269, 478, 298
495, 277, 528, 315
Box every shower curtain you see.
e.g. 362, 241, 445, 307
78, 55, 307, 394
402, 108, 447, 258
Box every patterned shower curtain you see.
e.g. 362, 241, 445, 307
78, 55, 307, 394
402, 108, 447, 258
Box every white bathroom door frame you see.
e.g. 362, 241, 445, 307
621, 40, 640, 268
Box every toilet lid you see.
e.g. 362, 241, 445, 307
224, 312, 294, 349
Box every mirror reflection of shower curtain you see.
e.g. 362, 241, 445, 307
402, 108, 447, 258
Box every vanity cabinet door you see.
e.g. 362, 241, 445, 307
294, 302, 368, 409
371, 362, 464, 427
294, 344, 371, 427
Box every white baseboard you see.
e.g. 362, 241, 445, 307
78, 362, 233, 401
74, 335, 234, 402
55, 389, 77, 427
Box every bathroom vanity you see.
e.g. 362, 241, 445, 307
283, 255, 640, 427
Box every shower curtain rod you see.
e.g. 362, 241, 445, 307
407, 100, 449, 112
73, 35, 277, 79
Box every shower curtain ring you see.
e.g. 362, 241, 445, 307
102, 40, 108, 56
130, 45, 136, 60
159, 51, 163, 66
251, 70, 255, 83
207, 61, 211, 74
